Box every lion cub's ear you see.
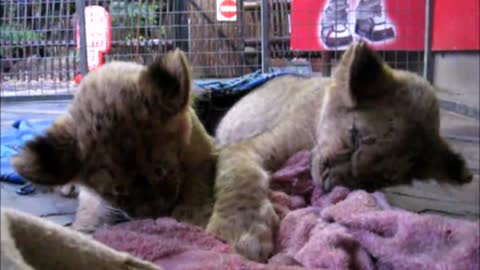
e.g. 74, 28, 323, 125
139, 49, 192, 115
334, 41, 394, 108
414, 136, 473, 185
11, 116, 80, 186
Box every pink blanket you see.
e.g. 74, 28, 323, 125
94, 151, 479, 270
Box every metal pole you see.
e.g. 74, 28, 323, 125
174, 1, 189, 52
76, 0, 88, 76
237, 0, 245, 75
423, 0, 433, 82
261, 0, 270, 73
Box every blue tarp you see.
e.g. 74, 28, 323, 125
194, 70, 292, 93
1, 119, 53, 185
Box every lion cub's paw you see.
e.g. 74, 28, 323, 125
311, 147, 353, 192
235, 222, 275, 262
71, 216, 98, 234
206, 199, 279, 262
56, 183, 78, 197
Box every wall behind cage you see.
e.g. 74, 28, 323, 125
0, 0, 263, 98
0, 0, 78, 96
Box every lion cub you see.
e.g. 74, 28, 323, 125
12, 50, 216, 232
206, 42, 473, 261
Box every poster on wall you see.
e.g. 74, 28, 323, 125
291, 0, 479, 51
291, 0, 426, 51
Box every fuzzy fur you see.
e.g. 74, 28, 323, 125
11, 43, 472, 262
206, 42, 473, 261
12, 50, 217, 231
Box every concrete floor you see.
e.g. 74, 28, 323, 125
0, 99, 479, 225
384, 109, 479, 220
1, 100, 77, 225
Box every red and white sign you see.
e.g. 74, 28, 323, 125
76, 5, 112, 71
291, 0, 425, 51
217, 0, 237, 21
291, 0, 479, 51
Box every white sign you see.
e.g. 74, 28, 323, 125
76, 5, 111, 71
216, 0, 237, 21
84, 6, 110, 50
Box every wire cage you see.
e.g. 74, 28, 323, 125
0, 0, 427, 99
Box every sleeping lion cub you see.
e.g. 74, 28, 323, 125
12, 43, 472, 262
206, 41, 473, 261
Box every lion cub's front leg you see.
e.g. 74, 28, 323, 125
72, 187, 129, 233
206, 144, 279, 262
72, 187, 105, 233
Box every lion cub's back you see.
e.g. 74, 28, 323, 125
216, 75, 329, 147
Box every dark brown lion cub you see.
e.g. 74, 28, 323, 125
12, 50, 216, 232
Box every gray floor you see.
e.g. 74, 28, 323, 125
1, 100, 77, 225
0, 99, 479, 225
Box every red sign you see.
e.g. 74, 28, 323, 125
217, 0, 237, 21
291, 0, 479, 51
291, 0, 425, 51
432, 0, 479, 51
76, 5, 112, 71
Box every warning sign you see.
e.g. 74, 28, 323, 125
216, 0, 237, 21
76, 5, 112, 71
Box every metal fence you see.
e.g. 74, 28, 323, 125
1, 0, 428, 98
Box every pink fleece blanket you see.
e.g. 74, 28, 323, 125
94, 151, 479, 270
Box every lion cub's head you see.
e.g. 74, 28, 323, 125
313, 42, 472, 190
12, 50, 194, 217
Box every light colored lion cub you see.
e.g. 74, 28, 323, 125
206, 42, 473, 261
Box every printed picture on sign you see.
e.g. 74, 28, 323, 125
291, 0, 425, 51
320, 0, 395, 49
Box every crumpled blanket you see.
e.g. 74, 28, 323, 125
93, 218, 301, 270
94, 151, 480, 270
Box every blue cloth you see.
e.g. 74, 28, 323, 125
194, 70, 292, 93
1, 119, 53, 189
